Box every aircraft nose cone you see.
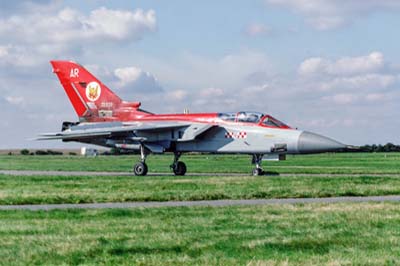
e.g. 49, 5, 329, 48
298, 131, 346, 154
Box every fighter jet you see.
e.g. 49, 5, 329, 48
38, 60, 349, 176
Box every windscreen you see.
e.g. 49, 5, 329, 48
262, 115, 290, 128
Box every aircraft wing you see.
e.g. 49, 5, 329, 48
177, 124, 215, 142
36, 122, 191, 141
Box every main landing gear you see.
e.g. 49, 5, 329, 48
170, 152, 187, 176
133, 145, 148, 176
252, 154, 264, 176
133, 147, 187, 176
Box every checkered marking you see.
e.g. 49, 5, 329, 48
225, 131, 247, 139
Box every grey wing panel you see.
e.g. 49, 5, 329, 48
178, 124, 215, 142
36, 122, 191, 141
36, 132, 111, 140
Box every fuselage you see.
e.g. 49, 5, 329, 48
77, 111, 346, 155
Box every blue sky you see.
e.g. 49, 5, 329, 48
1, 0, 400, 148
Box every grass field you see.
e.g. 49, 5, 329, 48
1, 203, 399, 266
1, 153, 400, 204
1, 153, 400, 174
1, 173, 400, 204
1, 153, 399, 265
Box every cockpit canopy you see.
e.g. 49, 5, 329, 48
218, 111, 264, 123
217, 111, 290, 128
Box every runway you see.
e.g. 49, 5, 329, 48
1, 170, 398, 177
1, 196, 400, 211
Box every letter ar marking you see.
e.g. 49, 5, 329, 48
70, 68, 79, 78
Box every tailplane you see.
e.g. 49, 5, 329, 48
50, 60, 144, 121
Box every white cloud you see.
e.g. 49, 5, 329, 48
296, 52, 397, 112
299, 52, 385, 76
144, 51, 273, 91
298, 57, 324, 76
0, 45, 41, 67
127, 51, 276, 112
365, 93, 386, 102
0, 7, 156, 44
167, 90, 188, 101
82, 7, 156, 41
324, 93, 358, 105
200, 87, 224, 97
114, 66, 162, 93
5, 96, 24, 105
114, 67, 143, 86
85, 64, 113, 79
241, 84, 269, 94
320, 74, 396, 91
266, 0, 400, 30
0, 45, 10, 58
244, 23, 271, 36
327, 52, 384, 75
0, 6, 157, 66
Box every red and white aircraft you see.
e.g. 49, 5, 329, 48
38, 60, 349, 176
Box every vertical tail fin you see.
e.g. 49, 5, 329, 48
50, 60, 123, 120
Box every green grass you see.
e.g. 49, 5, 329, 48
1, 153, 400, 174
1, 153, 400, 204
1, 173, 400, 204
0, 203, 399, 265
0, 153, 399, 265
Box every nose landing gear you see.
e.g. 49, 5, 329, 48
170, 152, 187, 176
252, 154, 264, 176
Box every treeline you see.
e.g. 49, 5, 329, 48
19, 149, 75, 156
359, 143, 400, 152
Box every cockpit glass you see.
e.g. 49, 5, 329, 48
217, 112, 264, 123
262, 116, 289, 128
218, 112, 290, 128
236, 112, 264, 123
217, 112, 236, 121
262, 117, 279, 127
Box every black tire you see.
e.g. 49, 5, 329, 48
134, 162, 148, 176
173, 161, 187, 176
252, 168, 263, 176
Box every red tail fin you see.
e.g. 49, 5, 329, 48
50, 60, 124, 120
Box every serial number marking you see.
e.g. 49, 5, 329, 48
100, 102, 113, 108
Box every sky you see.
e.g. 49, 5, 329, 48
1, 0, 400, 148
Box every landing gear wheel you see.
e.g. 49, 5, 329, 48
252, 168, 263, 176
173, 161, 187, 176
251, 154, 264, 176
134, 162, 148, 176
